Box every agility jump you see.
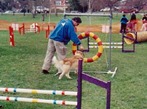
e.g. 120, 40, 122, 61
0, 60, 111, 109
72, 32, 103, 63
9, 26, 15, 46
64, 12, 118, 78
18, 23, 40, 35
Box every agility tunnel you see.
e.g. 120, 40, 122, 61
124, 31, 147, 44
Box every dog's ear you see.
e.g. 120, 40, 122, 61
81, 52, 84, 57
79, 50, 84, 57
82, 52, 84, 57
75, 50, 84, 58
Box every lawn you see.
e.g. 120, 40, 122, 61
0, 13, 146, 109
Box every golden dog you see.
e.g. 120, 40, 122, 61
52, 51, 84, 79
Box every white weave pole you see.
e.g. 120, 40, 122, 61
89, 42, 122, 45
0, 88, 77, 96
0, 96, 77, 106
89, 46, 122, 49
89, 42, 122, 49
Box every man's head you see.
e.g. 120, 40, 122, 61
123, 14, 126, 17
72, 17, 82, 26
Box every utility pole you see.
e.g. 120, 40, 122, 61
88, 0, 91, 13
32, 0, 36, 18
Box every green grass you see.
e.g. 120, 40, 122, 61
0, 14, 63, 23
0, 14, 147, 109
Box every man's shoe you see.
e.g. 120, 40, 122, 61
42, 70, 49, 74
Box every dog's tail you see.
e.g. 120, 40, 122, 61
52, 56, 63, 66
52, 56, 63, 74
52, 56, 59, 65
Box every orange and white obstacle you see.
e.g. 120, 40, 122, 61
9, 26, 15, 46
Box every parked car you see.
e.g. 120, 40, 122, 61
119, 8, 139, 13
33, 6, 49, 13
100, 7, 110, 12
4, 10, 13, 13
20, 8, 27, 13
70, 11, 79, 13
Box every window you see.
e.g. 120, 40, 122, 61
55, 1, 61, 6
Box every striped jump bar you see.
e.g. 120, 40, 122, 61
89, 42, 122, 45
89, 46, 122, 49
0, 96, 77, 106
0, 88, 77, 96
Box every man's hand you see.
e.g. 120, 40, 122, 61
79, 44, 84, 51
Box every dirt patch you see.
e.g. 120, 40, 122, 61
0, 20, 56, 31
0, 20, 142, 33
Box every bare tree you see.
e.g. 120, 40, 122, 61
101, 0, 120, 17
124, 0, 147, 11
79, 0, 87, 12
79, 0, 120, 14
79, 0, 103, 12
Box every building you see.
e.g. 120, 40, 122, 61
50, 0, 69, 12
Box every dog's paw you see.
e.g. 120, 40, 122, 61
67, 76, 72, 79
65, 74, 72, 79
68, 77, 72, 79
58, 74, 64, 79
58, 76, 63, 80
54, 72, 61, 76
74, 71, 78, 74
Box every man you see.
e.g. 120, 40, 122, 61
120, 14, 128, 33
42, 17, 84, 74
127, 12, 137, 33
140, 14, 147, 31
